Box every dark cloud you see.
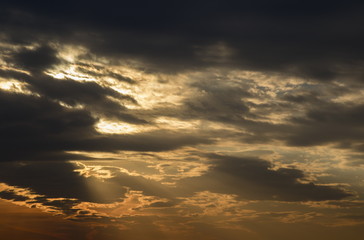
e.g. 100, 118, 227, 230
26, 73, 143, 123
172, 78, 364, 151
3, 45, 145, 123
0, 161, 122, 203
0, 90, 211, 162
0, 43, 214, 162
0, 161, 170, 204
73, 131, 213, 152
0, 190, 28, 201
0, 0, 361, 214
0, 0, 363, 79
0, 90, 94, 161
10, 45, 59, 72
39, 198, 82, 215
184, 80, 253, 122
281, 92, 322, 104
285, 103, 364, 147
178, 154, 353, 201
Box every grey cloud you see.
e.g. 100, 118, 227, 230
0, 90, 211, 162
0, 161, 120, 203
0, 90, 96, 161
1, 7, 364, 159
72, 131, 213, 152
0, 161, 169, 204
39, 198, 82, 215
26, 73, 143, 123
3, 45, 145, 123
0, 43, 213, 162
178, 154, 353, 201
10, 45, 59, 72
285, 103, 364, 147
1, 1, 364, 80
175, 77, 364, 151
0, 190, 28, 202
184, 80, 253, 122
281, 92, 322, 104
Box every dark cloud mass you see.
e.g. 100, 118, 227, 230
0, 89, 210, 161
286, 103, 364, 147
0, 0, 363, 77
179, 154, 352, 201
6, 45, 144, 123
10, 45, 59, 72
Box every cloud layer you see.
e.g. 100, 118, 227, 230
1, 1, 364, 239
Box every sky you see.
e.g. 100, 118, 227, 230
1, 1, 364, 239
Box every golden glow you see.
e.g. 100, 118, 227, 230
155, 117, 200, 130
75, 190, 169, 218
74, 162, 116, 179
0, 183, 70, 215
71, 152, 211, 184
0, 183, 42, 200
333, 88, 364, 105
0, 78, 33, 95
46, 65, 97, 82
95, 119, 153, 134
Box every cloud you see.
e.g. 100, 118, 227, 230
0, 161, 121, 203
0, 161, 171, 204
3, 45, 145, 123
178, 154, 353, 201
285, 103, 364, 147
0, 90, 211, 162
184, 80, 253, 122
0, 1, 363, 79
0, 160, 174, 221
0, 1, 363, 155
26, 73, 143, 123
10, 45, 59, 72
0, 44, 212, 162
0, 190, 28, 201
1, 2, 364, 239
164, 75, 364, 152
